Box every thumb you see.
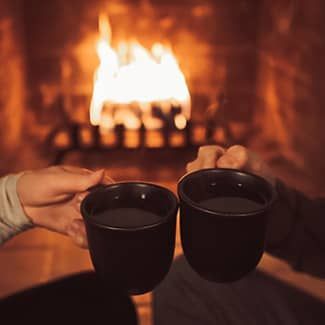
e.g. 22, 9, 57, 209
186, 145, 225, 173
59, 169, 105, 193
198, 145, 225, 169
80, 169, 105, 191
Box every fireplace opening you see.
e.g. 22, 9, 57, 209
46, 6, 246, 166
11, 0, 259, 166
49, 13, 196, 162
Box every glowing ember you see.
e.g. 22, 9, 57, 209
174, 114, 187, 130
90, 14, 191, 129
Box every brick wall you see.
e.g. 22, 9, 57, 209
255, 0, 325, 186
0, 0, 26, 171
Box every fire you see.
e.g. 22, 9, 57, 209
90, 14, 191, 130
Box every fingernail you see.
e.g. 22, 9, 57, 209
104, 175, 114, 183
75, 235, 85, 247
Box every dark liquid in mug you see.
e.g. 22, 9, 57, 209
199, 197, 263, 213
92, 208, 162, 228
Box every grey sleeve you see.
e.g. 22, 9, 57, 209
0, 174, 33, 245
265, 180, 325, 278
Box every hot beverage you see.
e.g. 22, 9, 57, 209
92, 208, 161, 228
199, 197, 263, 213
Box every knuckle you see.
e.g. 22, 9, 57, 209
198, 145, 218, 157
227, 145, 248, 166
227, 145, 246, 154
186, 161, 197, 172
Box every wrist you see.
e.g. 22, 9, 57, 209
0, 173, 33, 243
16, 172, 36, 225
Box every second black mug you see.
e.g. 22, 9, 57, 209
178, 168, 277, 282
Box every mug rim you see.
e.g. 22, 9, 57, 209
81, 181, 179, 231
178, 168, 277, 217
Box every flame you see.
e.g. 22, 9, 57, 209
174, 114, 187, 130
90, 14, 191, 129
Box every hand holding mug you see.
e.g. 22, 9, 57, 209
187, 145, 275, 186
180, 145, 277, 282
17, 166, 112, 248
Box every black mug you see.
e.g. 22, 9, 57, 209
81, 182, 178, 295
178, 168, 276, 283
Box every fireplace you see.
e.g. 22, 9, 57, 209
2, 0, 324, 186
2, 0, 325, 323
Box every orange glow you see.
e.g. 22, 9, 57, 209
90, 14, 191, 129
174, 114, 187, 130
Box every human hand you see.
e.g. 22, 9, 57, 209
17, 166, 112, 248
187, 145, 275, 186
